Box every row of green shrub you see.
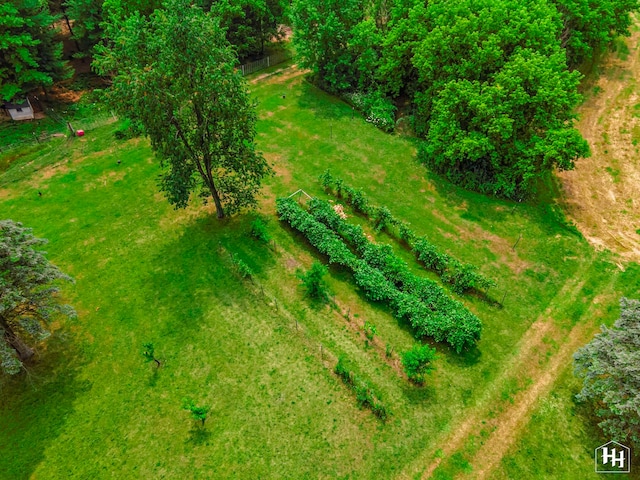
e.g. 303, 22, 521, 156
334, 356, 388, 421
319, 170, 496, 294
306, 197, 481, 352
276, 197, 480, 352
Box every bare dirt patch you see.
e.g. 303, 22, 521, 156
558, 23, 640, 261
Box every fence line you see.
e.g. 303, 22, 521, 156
240, 50, 292, 76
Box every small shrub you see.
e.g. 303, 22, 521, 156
402, 344, 437, 384
398, 222, 415, 244
182, 398, 209, 426
298, 261, 330, 302
114, 118, 143, 140
250, 218, 271, 243
232, 254, 253, 279
319, 169, 334, 190
142, 342, 161, 367
364, 321, 377, 340
373, 206, 393, 233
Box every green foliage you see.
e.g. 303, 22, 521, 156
278, 196, 482, 352
401, 343, 437, 384
142, 342, 161, 367
334, 356, 388, 421
0, 220, 75, 375
65, 0, 105, 55
320, 174, 496, 294
298, 261, 330, 302
292, 0, 635, 199
199, 0, 288, 61
113, 118, 143, 140
0, 0, 70, 101
291, 0, 365, 92
231, 254, 253, 279
344, 90, 396, 132
574, 297, 640, 447
249, 217, 271, 243
363, 321, 376, 340
94, 0, 272, 218
553, 0, 640, 65
373, 206, 393, 233
182, 398, 209, 426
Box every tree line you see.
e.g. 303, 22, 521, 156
291, 0, 639, 199
1, 0, 288, 103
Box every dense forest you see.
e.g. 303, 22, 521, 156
1, 0, 639, 197
292, 0, 639, 198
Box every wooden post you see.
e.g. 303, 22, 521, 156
320, 345, 323, 361
501, 291, 507, 305
295, 320, 298, 331
67, 122, 75, 136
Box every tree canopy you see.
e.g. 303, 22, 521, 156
94, 0, 272, 218
290, 0, 639, 199
0, 220, 75, 375
574, 298, 640, 447
0, 0, 69, 101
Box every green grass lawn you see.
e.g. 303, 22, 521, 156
0, 66, 637, 479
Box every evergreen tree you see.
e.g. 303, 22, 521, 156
574, 298, 640, 447
0, 220, 75, 375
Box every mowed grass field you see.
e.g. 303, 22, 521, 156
0, 63, 638, 479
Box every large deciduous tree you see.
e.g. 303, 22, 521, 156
94, 0, 272, 218
0, 0, 70, 101
574, 298, 640, 447
0, 220, 75, 375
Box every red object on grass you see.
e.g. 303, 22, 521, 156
76, 129, 85, 137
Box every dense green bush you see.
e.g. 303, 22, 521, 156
304, 197, 482, 352
249, 218, 271, 243
298, 261, 330, 302
319, 173, 496, 294
344, 90, 397, 133
401, 344, 437, 384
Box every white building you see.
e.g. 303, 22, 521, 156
3, 99, 35, 121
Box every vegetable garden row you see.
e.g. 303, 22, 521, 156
276, 196, 482, 353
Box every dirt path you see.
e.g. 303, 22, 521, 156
398, 264, 592, 479
465, 324, 591, 479
558, 22, 640, 261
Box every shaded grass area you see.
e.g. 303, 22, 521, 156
0, 67, 635, 478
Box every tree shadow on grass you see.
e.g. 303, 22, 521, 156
0, 331, 89, 479
401, 383, 437, 405
186, 424, 212, 447
296, 81, 353, 121
143, 214, 279, 341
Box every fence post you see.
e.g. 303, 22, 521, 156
267, 56, 270, 68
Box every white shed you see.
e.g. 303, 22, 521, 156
3, 99, 35, 121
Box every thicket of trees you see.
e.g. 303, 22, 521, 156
0, 0, 70, 102
291, 0, 638, 198
64, 0, 287, 60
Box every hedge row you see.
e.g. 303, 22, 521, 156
307, 198, 481, 351
335, 356, 388, 421
318, 170, 496, 294
276, 197, 480, 352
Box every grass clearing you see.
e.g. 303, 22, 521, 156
0, 65, 636, 479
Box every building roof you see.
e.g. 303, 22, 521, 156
2, 99, 31, 110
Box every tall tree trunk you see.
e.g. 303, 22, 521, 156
0, 316, 34, 361
203, 164, 225, 219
